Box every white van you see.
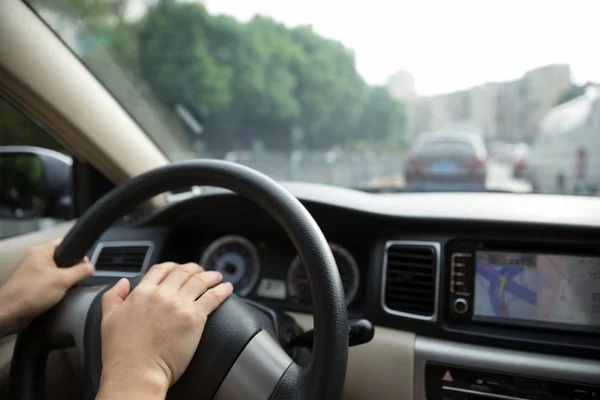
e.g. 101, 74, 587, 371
527, 87, 600, 195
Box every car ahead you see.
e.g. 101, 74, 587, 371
527, 87, 600, 195
404, 131, 488, 191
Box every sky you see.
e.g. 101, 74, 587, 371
205, 0, 600, 96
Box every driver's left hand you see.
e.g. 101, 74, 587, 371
0, 239, 94, 337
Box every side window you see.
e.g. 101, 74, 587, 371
0, 96, 73, 239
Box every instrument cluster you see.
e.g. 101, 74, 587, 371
199, 235, 362, 307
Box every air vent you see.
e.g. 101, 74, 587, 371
91, 241, 153, 276
382, 241, 439, 320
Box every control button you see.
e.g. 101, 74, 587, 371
453, 298, 469, 314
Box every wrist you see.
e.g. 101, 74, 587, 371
0, 286, 26, 337
97, 368, 169, 400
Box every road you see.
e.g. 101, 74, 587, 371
486, 161, 533, 193
201, 156, 533, 194
368, 160, 533, 193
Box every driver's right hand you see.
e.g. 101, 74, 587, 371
96, 262, 233, 400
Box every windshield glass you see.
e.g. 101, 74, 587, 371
27, 0, 600, 195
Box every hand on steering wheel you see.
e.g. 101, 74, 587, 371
97, 263, 233, 400
0, 239, 94, 337
10, 160, 348, 400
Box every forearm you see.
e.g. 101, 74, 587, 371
96, 371, 168, 400
0, 287, 25, 338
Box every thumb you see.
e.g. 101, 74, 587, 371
61, 261, 95, 287
102, 278, 131, 316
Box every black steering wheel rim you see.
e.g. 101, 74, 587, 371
10, 160, 348, 400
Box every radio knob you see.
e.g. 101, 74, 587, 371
453, 298, 469, 315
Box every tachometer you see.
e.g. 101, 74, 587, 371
200, 235, 260, 296
286, 243, 360, 305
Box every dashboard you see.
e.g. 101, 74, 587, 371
83, 184, 600, 396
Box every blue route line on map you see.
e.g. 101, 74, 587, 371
477, 263, 537, 317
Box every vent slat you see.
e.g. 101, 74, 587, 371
383, 243, 437, 317
94, 244, 151, 274
386, 260, 433, 269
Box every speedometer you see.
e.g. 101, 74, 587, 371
200, 235, 260, 296
286, 243, 360, 305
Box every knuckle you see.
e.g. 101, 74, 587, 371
152, 263, 169, 272
179, 308, 196, 327
203, 288, 220, 304
176, 264, 193, 274
148, 288, 166, 304
133, 285, 150, 298
193, 275, 209, 290
168, 299, 183, 313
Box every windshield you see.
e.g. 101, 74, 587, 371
27, 0, 600, 195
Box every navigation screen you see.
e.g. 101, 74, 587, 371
474, 251, 600, 327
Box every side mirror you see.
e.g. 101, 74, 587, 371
0, 146, 73, 220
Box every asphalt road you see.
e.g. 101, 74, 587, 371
486, 161, 533, 193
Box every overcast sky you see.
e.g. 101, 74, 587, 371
205, 0, 600, 96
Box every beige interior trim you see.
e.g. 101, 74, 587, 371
288, 312, 415, 400
0, 0, 168, 184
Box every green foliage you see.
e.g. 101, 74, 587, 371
138, 1, 232, 114
34, 0, 406, 152
357, 86, 405, 146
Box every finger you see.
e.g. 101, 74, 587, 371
60, 260, 95, 287
179, 271, 223, 301
139, 262, 179, 287
195, 282, 234, 318
102, 278, 131, 316
160, 263, 204, 292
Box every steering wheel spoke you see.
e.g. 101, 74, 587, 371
46, 286, 106, 363
214, 330, 292, 400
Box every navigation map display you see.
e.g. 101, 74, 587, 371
474, 251, 600, 327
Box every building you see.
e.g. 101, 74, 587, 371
406, 85, 496, 139
405, 64, 573, 143
387, 70, 416, 102
495, 65, 572, 142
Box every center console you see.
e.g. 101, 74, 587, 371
411, 239, 600, 399
414, 336, 600, 400
426, 363, 599, 399
447, 239, 600, 333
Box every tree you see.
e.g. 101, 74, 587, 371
289, 26, 367, 149
355, 86, 405, 149
205, 16, 305, 150
137, 1, 232, 115
60, 0, 406, 152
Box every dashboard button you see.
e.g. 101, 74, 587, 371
453, 298, 469, 314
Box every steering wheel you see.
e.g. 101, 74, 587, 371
9, 160, 348, 400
